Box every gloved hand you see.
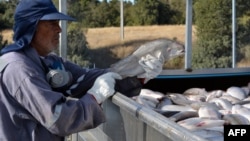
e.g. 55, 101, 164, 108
137, 53, 164, 83
115, 76, 143, 97
87, 72, 122, 104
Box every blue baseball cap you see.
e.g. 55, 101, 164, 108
1, 0, 76, 54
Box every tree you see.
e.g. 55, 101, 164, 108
67, 22, 91, 67
68, 0, 95, 27
192, 0, 233, 68
130, 0, 160, 25
235, 0, 250, 63
193, 0, 250, 68
167, 0, 186, 24
157, 0, 174, 25
91, 0, 120, 27
0, 1, 10, 51
0, 0, 17, 29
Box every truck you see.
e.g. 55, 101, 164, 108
65, 67, 250, 141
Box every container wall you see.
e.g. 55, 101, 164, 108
110, 93, 209, 141
74, 93, 209, 141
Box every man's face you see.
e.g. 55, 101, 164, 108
31, 20, 61, 56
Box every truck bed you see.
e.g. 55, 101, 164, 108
75, 68, 250, 141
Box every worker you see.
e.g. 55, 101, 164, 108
0, 0, 162, 141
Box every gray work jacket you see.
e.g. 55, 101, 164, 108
0, 47, 107, 141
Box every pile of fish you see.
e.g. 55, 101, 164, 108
132, 84, 250, 141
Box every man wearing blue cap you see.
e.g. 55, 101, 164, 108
0, 0, 145, 141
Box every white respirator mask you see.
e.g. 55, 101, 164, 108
46, 68, 72, 88
41, 59, 72, 89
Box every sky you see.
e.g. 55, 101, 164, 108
100, 0, 134, 3
125, 0, 134, 3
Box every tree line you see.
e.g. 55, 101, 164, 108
1, 0, 250, 69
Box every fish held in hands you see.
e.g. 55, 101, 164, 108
109, 39, 185, 78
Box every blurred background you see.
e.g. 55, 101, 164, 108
1, 0, 250, 69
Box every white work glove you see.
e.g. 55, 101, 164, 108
137, 53, 163, 83
88, 72, 122, 104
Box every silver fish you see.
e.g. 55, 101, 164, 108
139, 89, 165, 104
218, 109, 232, 115
226, 86, 247, 100
157, 104, 196, 112
206, 90, 224, 102
167, 93, 193, 106
154, 110, 180, 118
156, 96, 173, 109
190, 102, 220, 111
135, 96, 157, 109
205, 135, 224, 141
177, 117, 225, 131
232, 104, 250, 122
183, 87, 208, 95
243, 96, 250, 101
206, 126, 224, 133
209, 98, 232, 110
198, 106, 222, 120
109, 39, 184, 78
192, 129, 223, 139
183, 88, 207, 102
233, 100, 250, 105
222, 114, 250, 125
220, 94, 241, 104
169, 111, 198, 122
241, 86, 250, 96
242, 103, 250, 109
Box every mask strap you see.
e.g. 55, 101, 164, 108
39, 58, 50, 73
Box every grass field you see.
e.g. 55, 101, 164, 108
85, 25, 195, 48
